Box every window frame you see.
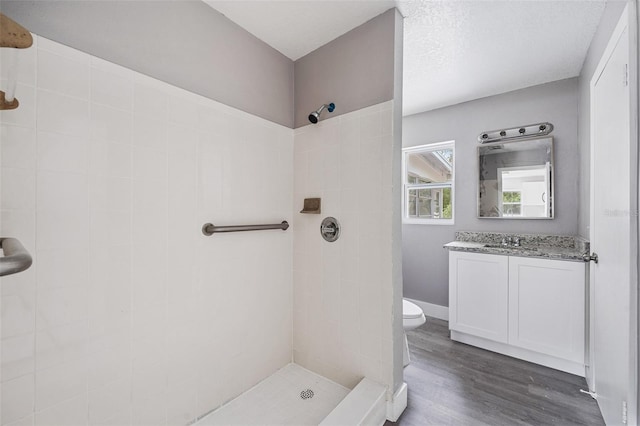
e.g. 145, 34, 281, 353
402, 140, 455, 225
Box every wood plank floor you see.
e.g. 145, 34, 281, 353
388, 318, 604, 426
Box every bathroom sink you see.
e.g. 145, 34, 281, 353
483, 244, 537, 251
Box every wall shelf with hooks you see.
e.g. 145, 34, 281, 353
0, 13, 33, 111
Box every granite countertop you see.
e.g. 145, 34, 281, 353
444, 232, 589, 262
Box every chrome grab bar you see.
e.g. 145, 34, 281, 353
202, 221, 289, 236
0, 237, 33, 277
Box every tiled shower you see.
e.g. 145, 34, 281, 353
1, 33, 402, 425
1, 36, 293, 425
292, 102, 398, 389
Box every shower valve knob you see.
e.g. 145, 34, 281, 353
320, 217, 340, 242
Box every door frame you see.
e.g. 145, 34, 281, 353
588, 2, 639, 423
633, 3, 639, 422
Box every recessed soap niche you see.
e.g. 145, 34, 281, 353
300, 197, 321, 214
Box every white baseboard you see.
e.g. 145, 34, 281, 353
405, 298, 449, 321
386, 382, 407, 422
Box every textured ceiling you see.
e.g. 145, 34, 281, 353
202, 0, 606, 116
401, 0, 606, 115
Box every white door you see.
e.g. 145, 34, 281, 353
521, 181, 546, 217
590, 7, 633, 425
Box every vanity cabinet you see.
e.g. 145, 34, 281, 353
449, 251, 586, 376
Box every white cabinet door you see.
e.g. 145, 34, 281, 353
508, 257, 585, 363
449, 251, 509, 343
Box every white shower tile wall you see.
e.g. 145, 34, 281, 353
292, 101, 395, 392
0, 36, 294, 426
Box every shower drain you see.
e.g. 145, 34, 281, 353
300, 389, 314, 400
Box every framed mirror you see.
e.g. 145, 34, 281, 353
478, 137, 553, 219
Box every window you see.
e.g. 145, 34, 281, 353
402, 141, 454, 224
501, 191, 522, 217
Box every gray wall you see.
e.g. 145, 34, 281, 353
577, 0, 628, 238
0, 0, 295, 128
403, 78, 579, 307
294, 9, 396, 129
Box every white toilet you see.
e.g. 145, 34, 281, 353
403, 299, 426, 366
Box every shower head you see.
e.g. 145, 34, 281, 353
308, 110, 321, 124
308, 103, 335, 124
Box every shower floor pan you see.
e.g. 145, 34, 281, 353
195, 363, 386, 426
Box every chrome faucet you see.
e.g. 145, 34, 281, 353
500, 236, 521, 247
